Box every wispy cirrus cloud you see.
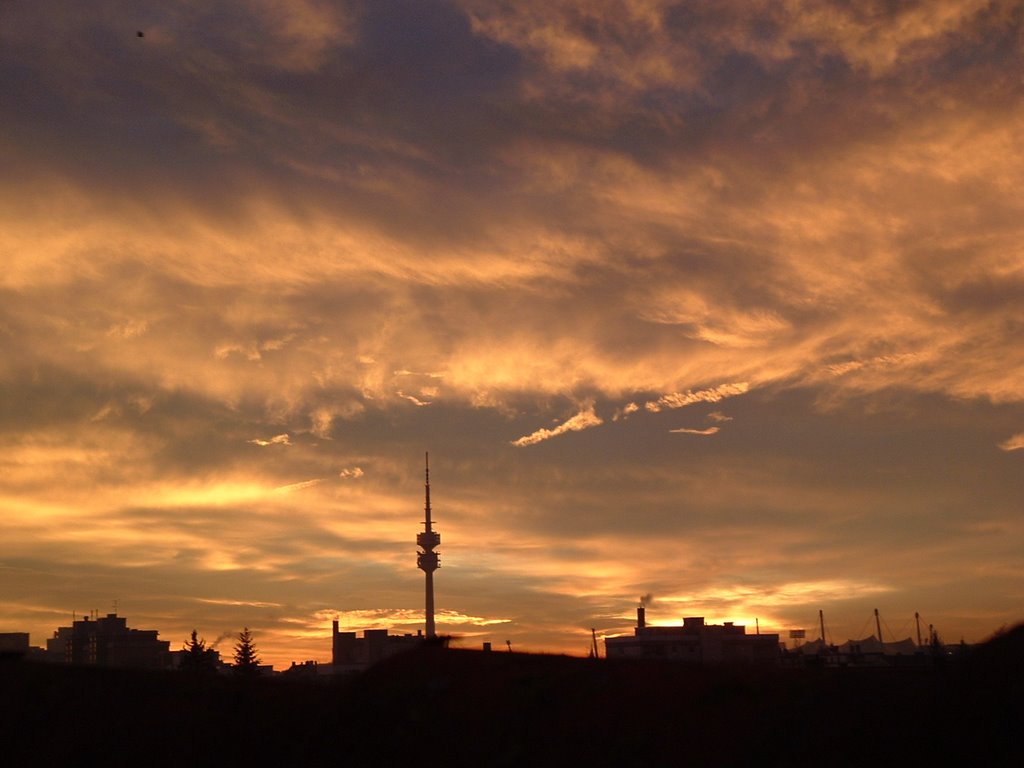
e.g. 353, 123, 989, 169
273, 478, 323, 494
669, 427, 720, 436
998, 434, 1024, 452
512, 404, 603, 447
249, 434, 291, 447
309, 607, 510, 632
645, 383, 750, 413
397, 392, 432, 407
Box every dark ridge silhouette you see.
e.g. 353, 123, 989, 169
962, 623, 1024, 670
2, 624, 1021, 766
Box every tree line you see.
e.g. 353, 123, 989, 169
180, 627, 261, 676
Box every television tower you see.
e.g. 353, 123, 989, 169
416, 452, 441, 639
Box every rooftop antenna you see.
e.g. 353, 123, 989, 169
819, 609, 826, 644
416, 452, 441, 639
874, 608, 883, 644
915, 612, 923, 647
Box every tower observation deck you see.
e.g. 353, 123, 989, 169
416, 452, 440, 638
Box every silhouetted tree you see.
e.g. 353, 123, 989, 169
180, 629, 217, 674
233, 627, 260, 675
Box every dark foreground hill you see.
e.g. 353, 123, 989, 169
2, 627, 1022, 766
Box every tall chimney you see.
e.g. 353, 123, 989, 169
416, 452, 441, 639
637, 605, 646, 630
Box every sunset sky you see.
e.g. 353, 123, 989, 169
2, 0, 1023, 668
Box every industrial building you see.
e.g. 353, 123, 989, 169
331, 623, 425, 671
45, 612, 170, 669
605, 606, 781, 663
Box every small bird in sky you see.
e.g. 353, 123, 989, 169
137, 30, 144, 38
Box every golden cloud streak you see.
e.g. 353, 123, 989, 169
644, 382, 750, 413
669, 426, 719, 436
511, 403, 603, 446
998, 433, 1024, 452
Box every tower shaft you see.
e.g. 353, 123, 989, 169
416, 452, 440, 638
424, 570, 435, 639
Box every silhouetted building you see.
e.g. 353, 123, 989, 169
837, 636, 916, 658
0, 632, 48, 661
789, 635, 953, 667
282, 659, 324, 679
605, 607, 781, 663
45, 613, 170, 669
0, 632, 30, 657
331, 621, 424, 670
784, 609, 959, 667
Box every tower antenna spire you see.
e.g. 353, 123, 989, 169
417, 452, 440, 639
425, 452, 432, 528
